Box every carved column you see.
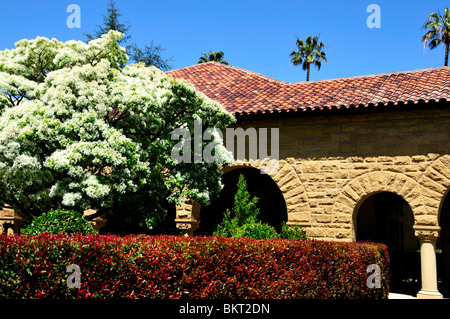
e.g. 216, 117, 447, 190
175, 200, 200, 236
83, 209, 107, 232
414, 225, 443, 299
0, 205, 25, 235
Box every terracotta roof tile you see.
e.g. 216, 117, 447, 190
167, 62, 450, 116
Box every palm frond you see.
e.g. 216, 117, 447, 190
290, 35, 327, 80
198, 51, 229, 65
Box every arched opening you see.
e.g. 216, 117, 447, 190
99, 200, 177, 235
437, 188, 450, 298
356, 192, 420, 295
197, 167, 288, 236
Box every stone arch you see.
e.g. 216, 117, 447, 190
333, 171, 427, 241
419, 155, 450, 221
421, 155, 450, 297
175, 159, 310, 235
223, 159, 310, 226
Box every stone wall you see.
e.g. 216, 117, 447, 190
177, 106, 450, 241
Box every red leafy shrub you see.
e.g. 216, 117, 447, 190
0, 234, 389, 299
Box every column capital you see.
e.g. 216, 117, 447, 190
0, 204, 25, 234
84, 209, 107, 232
175, 218, 200, 236
413, 225, 440, 241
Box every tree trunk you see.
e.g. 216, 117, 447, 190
445, 42, 449, 67
306, 64, 311, 82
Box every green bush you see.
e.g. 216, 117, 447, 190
280, 222, 307, 240
214, 174, 278, 239
213, 208, 237, 237
233, 220, 280, 239
213, 174, 306, 240
21, 209, 97, 235
0, 233, 390, 299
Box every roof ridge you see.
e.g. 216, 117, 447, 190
169, 63, 450, 88
221, 63, 290, 85
167, 63, 450, 116
294, 66, 450, 85
168, 61, 290, 85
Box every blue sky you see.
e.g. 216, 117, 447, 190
0, 0, 449, 82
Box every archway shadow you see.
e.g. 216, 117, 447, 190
437, 188, 450, 298
197, 167, 288, 236
356, 192, 421, 296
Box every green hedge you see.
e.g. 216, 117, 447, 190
0, 234, 389, 299
21, 209, 97, 235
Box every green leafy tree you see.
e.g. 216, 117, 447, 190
84, 0, 173, 70
214, 174, 279, 239
280, 222, 307, 240
22, 209, 97, 235
421, 7, 450, 66
0, 31, 234, 230
214, 174, 307, 240
84, 0, 132, 44
127, 42, 173, 72
290, 35, 327, 82
198, 51, 229, 65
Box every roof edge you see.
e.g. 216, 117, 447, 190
168, 62, 450, 86
168, 61, 290, 84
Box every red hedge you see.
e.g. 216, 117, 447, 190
0, 234, 389, 299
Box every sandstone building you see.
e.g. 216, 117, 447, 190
168, 62, 450, 299
1, 61, 449, 299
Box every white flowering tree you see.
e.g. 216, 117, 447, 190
0, 31, 234, 230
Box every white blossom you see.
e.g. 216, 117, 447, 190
0, 30, 234, 219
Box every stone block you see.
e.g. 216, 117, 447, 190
432, 160, 450, 179
421, 185, 444, 202
333, 213, 352, 224
384, 165, 404, 173
353, 163, 370, 170
393, 156, 411, 165
301, 161, 320, 173
415, 214, 439, 226
335, 229, 352, 239
412, 155, 428, 163
399, 178, 419, 197
333, 201, 354, 215
288, 212, 310, 223
370, 163, 382, 171
307, 192, 327, 199
287, 202, 310, 213
312, 214, 332, 223
319, 160, 341, 171
334, 170, 348, 179
300, 173, 324, 183
425, 167, 450, 185
377, 156, 393, 163
405, 172, 422, 181
421, 176, 447, 195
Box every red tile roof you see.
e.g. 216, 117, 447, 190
167, 62, 450, 116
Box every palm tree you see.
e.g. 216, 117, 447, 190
198, 51, 229, 65
421, 7, 450, 66
290, 35, 327, 82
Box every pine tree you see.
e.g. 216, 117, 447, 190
84, 0, 173, 70
213, 174, 307, 240
214, 174, 279, 239
84, 0, 131, 44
